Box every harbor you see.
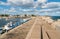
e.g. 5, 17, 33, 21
0, 17, 31, 34
0, 0, 60, 39
0, 16, 60, 39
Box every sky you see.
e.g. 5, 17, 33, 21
0, 0, 60, 16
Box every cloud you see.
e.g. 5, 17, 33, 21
7, 0, 47, 5
8, 7, 16, 12
34, 0, 47, 8
41, 2, 60, 9
40, 8, 60, 12
38, 2, 60, 16
7, 0, 34, 7
38, 0, 47, 3
39, 7, 60, 16
39, 2, 60, 15
8, 0, 33, 4
0, 0, 48, 9
0, 1, 7, 5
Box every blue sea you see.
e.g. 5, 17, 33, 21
0, 18, 30, 33
0, 18, 23, 27
0, 18, 30, 29
51, 16, 60, 20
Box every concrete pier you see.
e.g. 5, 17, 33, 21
0, 17, 60, 39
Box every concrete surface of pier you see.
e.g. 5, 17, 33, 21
0, 16, 60, 39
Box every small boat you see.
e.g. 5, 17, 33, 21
3, 23, 11, 30
9, 21, 13, 26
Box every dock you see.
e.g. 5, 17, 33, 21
0, 17, 60, 39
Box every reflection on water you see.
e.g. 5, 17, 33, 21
0, 18, 23, 27
0, 18, 30, 34
0, 18, 8, 27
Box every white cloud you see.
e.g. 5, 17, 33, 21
34, 0, 47, 9
0, 0, 47, 8
41, 2, 60, 8
8, 7, 16, 12
7, 0, 34, 5
38, 0, 47, 3
40, 8, 60, 12
7, 0, 47, 5
56, 11, 60, 14
39, 7, 60, 16
39, 9, 60, 16
22, 9, 33, 11
0, 1, 10, 5
39, 2, 60, 15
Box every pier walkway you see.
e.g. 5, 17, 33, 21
25, 17, 60, 39
0, 17, 60, 39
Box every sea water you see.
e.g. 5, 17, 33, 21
51, 16, 60, 20
51, 16, 60, 30
0, 18, 23, 27
0, 18, 30, 33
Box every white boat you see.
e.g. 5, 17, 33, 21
9, 21, 13, 26
23, 19, 27, 22
3, 23, 11, 31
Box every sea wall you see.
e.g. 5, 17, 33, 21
0, 17, 36, 39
